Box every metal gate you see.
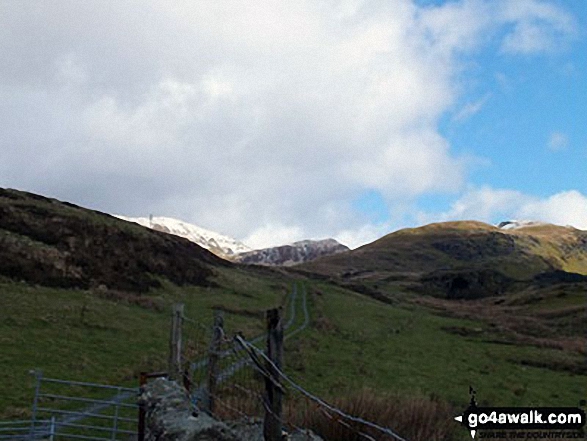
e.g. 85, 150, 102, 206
0, 371, 139, 440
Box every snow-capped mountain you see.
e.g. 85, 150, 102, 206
114, 215, 349, 265
115, 215, 252, 258
234, 238, 350, 266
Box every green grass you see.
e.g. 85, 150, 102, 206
283, 282, 586, 410
0, 282, 164, 417
1, 268, 585, 439
525, 291, 586, 311
0, 267, 291, 418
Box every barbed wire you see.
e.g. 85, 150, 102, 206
236, 335, 409, 441
181, 282, 304, 379
231, 382, 307, 435
206, 334, 391, 441
234, 334, 285, 393
219, 365, 381, 441
177, 284, 405, 441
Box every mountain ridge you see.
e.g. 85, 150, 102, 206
299, 220, 587, 300
234, 238, 349, 266
115, 215, 252, 259
115, 215, 350, 266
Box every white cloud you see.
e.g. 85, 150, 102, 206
548, 131, 569, 151
421, 187, 587, 230
243, 224, 305, 250
517, 191, 587, 229
334, 222, 395, 250
418, 186, 529, 224
0, 0, 579, 248
452, 93, 492, 122
498, 0, 578, 54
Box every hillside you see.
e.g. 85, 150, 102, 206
0, 191, 585, 441
0, 188, 227, 292
299, 220, 587, 299
0, 187, 297, 420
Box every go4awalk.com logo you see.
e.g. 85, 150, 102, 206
454, 387, 586, 439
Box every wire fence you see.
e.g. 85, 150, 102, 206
179, 288, 294, 417
177, 283, 303, 397
1, 282, 409, 441
175, 283, 409, 441
236, 335, 409, 441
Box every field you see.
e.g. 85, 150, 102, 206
1, 264, 584, 440
0, 266, 290, 419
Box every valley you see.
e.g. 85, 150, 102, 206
0, 188, 585, 440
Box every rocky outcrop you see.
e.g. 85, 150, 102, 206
419, 269, 514, 299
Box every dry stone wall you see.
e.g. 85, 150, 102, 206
138, 378, 323, 441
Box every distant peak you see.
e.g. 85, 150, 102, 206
114, 215, 251, 258
235, 237, 349, 266
497, 220, 548, 230
291, 238, 342, 247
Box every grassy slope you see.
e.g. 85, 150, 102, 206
1, 191, 584, 440
0, 187, 222, 292
1, 273, 585, 441
299, 221, 587, 302
304, 221, 587, 276
3, 275, 584, 420
285, 282, 585, 408
0, 266, 291, 418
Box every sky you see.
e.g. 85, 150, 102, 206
0, 0, 585, 249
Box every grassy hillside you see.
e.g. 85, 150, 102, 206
0, 187, 225, 292
287, 281, 585, 406
0, 266, 292, 418
300, 220, 587, 300
0, 187, 293, 416
2, 274, 584, 438
1, 190, 585, 440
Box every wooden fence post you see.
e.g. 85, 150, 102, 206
207, 310, 224, 414
264, 307, 284, 441
169, 303, 184, 382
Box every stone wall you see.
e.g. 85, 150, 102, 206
138, 378, 322, 441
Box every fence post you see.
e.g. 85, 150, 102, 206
264, 308, 284, 441
49, 415, 55, 441
206, 310, 224, 414
111, 386, 121, 440
138, 372, 147, 441
169, 303, 184, 382
29, 370, 43, 439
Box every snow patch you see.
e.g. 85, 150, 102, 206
497, 220, 549, 230
115, 215, 251, 257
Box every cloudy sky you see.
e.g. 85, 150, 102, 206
1, 0, 585, 249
